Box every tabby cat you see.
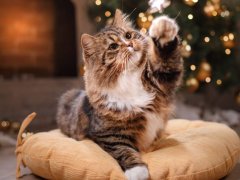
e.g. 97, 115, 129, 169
57, 9, 183, 180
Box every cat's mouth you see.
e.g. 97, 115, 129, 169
126, 41, 141, 52
127, 47, 135, 53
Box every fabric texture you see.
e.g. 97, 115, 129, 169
16, 113, 240, 180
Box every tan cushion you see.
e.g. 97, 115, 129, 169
16, 113, 240, 180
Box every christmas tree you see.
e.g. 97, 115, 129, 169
88, 0, 240, 96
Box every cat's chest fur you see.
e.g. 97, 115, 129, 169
103, 71, 164, 151
104, 71, 155, 111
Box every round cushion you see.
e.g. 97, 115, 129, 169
16, 113, 240, 180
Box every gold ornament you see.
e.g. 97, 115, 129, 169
221, 33, 235, 48
184, 0, 198, 6
186, 77, 199, 93
180, 40, 192, 58
137, 13, 152, 30
204, 0, 222, 17
197, 61, 212, 82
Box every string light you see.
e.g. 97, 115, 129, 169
185, 45, 191, 51
139, 12, 145, 18
1, 121, 9, 128
105, 11, 111, 17
212, 11, 218, 16
197, 61, 212, 82
228, 33, 234, 40
204, 37, 210, 43
141, 16, 147, 22
186, 77, 199, 92
220, 10, 230, 17
148, 15, 154, 21
181, 40, 192, 58
187, 34, 193, 40
140, 28, 147, 34
95, 16, 101, 22
95, 0, 101, 6
188, 14, 194, 20
190, 65, 196, 71
225, 49, 231, 55
216, 79, 222, 85
223, 35, 229, 42
210, 31, 215, 36
205, 77, 211, 83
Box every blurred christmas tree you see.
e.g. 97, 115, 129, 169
88, 0, 240, 94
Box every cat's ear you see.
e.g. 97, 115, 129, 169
81, 33, 96, 58
113, 9, 132, 27
113, 9, 124, 26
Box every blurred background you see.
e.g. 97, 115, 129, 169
0, 0, 239, 134
0, 0, 239, 179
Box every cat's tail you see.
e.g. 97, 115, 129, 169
56, 89, 86, 140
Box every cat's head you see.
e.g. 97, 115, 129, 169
81, 9, 148, 88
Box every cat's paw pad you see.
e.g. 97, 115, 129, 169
149, 16, 179, 46
125, 165, 149, 180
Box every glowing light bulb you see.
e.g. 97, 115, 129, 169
229, 33, 234, 40
204, 37, 210, 43
205, 77, 211, 83
95, 0, 101, 6
190, 65, 196, 71
188, 14, 194, 20
223, 36, 229, 42
185, 45, 191, 51
225, 49, 231, 55
140, 28, 147, 34
139, 12, 144, 18
216, 79, 222, 85
105, 11, 111, 17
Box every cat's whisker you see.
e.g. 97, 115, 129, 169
174, 11, 181, 20
124, 58, 127, 74
127, 8, 137, 19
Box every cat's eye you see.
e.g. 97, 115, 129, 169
108, 43, 119, 50
125, 32, 132, 39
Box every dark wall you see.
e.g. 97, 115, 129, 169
0, 0, 77, 77
54, 0, 77, 77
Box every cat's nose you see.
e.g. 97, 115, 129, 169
126, 41, 133, 47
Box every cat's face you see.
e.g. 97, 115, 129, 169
81, 9, 148, 87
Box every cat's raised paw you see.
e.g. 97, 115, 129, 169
149, 16, 179, 46
125, 165, 149, 180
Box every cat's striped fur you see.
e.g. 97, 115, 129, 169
57, 9, 183, 180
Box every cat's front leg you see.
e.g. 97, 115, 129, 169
147, 16, 183, 91
100, 143, 149, 180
